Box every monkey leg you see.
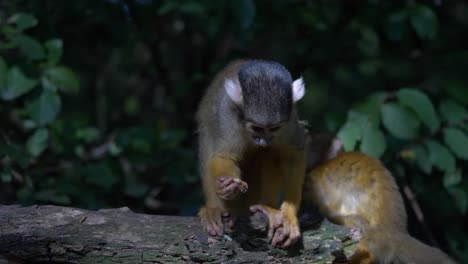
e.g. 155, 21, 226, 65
216, 176, 248, 200
249, 204, 301, 248
199, 206, 236, 237
327, 214, 374, 264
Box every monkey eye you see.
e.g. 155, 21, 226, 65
269, 126, 281, 132
251, 125, 265, 133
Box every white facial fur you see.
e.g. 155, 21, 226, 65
292, 77, 305, 102
224, 79, 243, 104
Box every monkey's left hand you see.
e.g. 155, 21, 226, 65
250, 204, 300, 248
216, 176, 248, 200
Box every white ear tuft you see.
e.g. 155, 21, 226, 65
224, 78, 243, 104
292, 77, 305, 102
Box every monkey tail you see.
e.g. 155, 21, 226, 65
362, 230, 456, 264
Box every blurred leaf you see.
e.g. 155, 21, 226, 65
14, 35, 45, 60
27, 89, 61, 126
337, 121, 362, 151
381, 102, 420, 140
352, 94, 384, 127
1, 172, 12, 183
439, 100, 467, 124
42, 66, 80, 94
360, 127, 386, 159
414, 145, 432, 174
34, 189, 71, 205
397, 88, 440, 132
444, 128, 468, 160
1, 143, 31, 168
446, 81, 468, 106
9, 13, 38, 31
0, 57, 6, 90
76, 127, 100, 143
425, 140, 455, 173
124, 178, 149, 198
26, 128, 49, 157
385, 10, 408, 41
124, 96, 141, 115
447, 187, 468, 214
231, 0, 256, 29
358, 27, 379, 57
443, 169, 462, 188
179, 2, 205, 14
1, 67, 37, 100
45, 39, 63, 65
410, 5, 438, 39
109, 141, 122, 156
83, 163, 118, 189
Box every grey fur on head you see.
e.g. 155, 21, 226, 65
237, 60, 293, 126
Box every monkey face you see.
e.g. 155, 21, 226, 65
245, 122, 282, 147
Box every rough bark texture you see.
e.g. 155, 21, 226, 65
0, 205, 358, 263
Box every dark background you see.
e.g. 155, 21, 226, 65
1, 0, 467, 262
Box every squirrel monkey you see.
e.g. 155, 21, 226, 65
197, 60, 306, 248
304, 134, 456, 264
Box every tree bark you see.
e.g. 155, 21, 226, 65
0, 205, 358, 263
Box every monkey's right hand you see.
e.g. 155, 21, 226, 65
216, 176, 248, 200
199, 206, 236, 237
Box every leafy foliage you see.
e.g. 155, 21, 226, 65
0, 1, 467, 261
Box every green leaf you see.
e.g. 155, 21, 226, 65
413, 145, 432, 174
425, 140, 455, 173
1, 172, 12, 183
447, 187, 467, 214
76, 127, 100, 143
360, 127, 386, 159
397, 88, 440, 132
27, 89, 61, 126
381, 102, 420, 140
0, 57, 7, 91
124, 178, 149, 198
44, 39, 63, 65
446, 81, 468, 106
34, 190, 71, 205
83, 163, 118, 189
42, 66, 80, 93
1, 67, 37, 100
337, 121, 362, 151
385, 10, 409, 41
352, 94, 384, 127
443, 169, 462, 188
9, 13, 38, 31
444, 128, 468, 160
1, 143, 31, 168
439, 100, 467, 124
410, 5, 438, 39
26, 128, 49, 157
14, 35, 45, 60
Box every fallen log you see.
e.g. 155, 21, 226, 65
0, 205, 358, 263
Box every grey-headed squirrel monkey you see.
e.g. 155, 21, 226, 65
196, 60, 306, 248
304, 133, 456, 264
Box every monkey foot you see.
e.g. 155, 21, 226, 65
250, 205, 300, 248
216, 176, 248, 200
199, 206, 236, 237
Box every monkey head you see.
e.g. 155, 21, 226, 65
224, 60, 305, 147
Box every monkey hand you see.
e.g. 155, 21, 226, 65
216, 176, 248, 200
199, 206, 236, 237
250, 204, 301, 248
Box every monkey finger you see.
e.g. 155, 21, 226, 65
218, 176, 234, 188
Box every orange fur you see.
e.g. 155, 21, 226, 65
304, 152, 455, 264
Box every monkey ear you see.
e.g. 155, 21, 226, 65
224, 78, 243, 104
292, 77, 305, 102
